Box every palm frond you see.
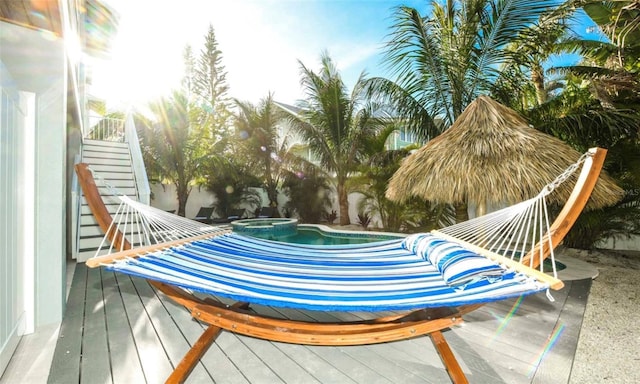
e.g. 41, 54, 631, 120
364, 77, 444, 140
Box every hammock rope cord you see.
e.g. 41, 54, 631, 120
434, 151, 589, 281
82, 150, 594, 311
86, 166, 228, 257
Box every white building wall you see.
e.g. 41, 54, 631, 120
0, 62, 29, 377
0, 20, 67, 329
0, 21, 66, 376
149, 182, 371, 225
602, 236, 640, 252
150, 183, 640, 252
149, 183, 216, 218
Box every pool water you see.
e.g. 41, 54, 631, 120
239, 224, 566, 271
249, 226, 400, 245
543, 258, 566, 271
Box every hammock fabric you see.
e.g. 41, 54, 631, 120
105, 232, 547, 312
75, 147, 609, 384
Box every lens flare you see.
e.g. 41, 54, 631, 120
528, 323, 565, 378
489, 295, 524, 344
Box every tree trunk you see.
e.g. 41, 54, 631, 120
337, 183, 350, 226
454, 201, 468, 223
176, 183, 190, 217
532, 67, 546, 105
267, 185, 279, 213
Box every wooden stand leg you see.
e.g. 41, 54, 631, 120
430, 330, 469, 384
163, 300, 249, 384
165, 324, 223, 384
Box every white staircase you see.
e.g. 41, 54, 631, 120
76, 139, 140, 262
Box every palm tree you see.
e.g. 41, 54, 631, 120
368, 0, 558, 221
284, 52, 385, 225
201, 156, 262, 219
141, 90, 213, 216
521, 0, 640, 248
370, 0, 557, 131
555, 1, 640, 111
281, 158, 333, 223
493, 10, 577, 108
234, 93, 288, 210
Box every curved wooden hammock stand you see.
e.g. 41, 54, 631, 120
75, 147, 608, 384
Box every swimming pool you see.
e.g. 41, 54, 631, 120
243, 224, 403, 245
232, 221, 566, 270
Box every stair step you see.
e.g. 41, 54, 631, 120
78, 235, 144, 251
76, 249, 110, 261
80, 215, 100, 226
84, 139, 129, 149
85, 189, 135, 199
81, 203, 136, 215
77, 138, 144, 262
82, 156, 132, 166
86, 171, 135, 181
84, 164, 135, 174
77, 247, 143, 261
83, 144, 129, 153
85, 179, 136, 189
79, 225, 107, 238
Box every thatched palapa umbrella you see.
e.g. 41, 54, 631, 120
386, 96, 623, 215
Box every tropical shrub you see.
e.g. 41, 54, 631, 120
281, 163, 333, 223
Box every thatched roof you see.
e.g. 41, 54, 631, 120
386, 96, 623, 209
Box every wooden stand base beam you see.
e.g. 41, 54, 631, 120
430, 330, 469, 384
165, 324, 223, 384
164, 299, 250, 384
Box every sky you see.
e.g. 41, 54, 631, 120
91, 0, 427, 111
91, 0, 600, 113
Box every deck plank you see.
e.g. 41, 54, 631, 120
114, 274, 174, 383
49, 264, 589, 384
269, 343, 357, 383
80, 267, 112, 384
47, 264, 87, 384
211, 332, 283, 383
236, 336, 321, 383
101, 270, 146, 384
129, 277, 214, 383
152, 287, 251, 384
339, 343, 437, 383
378, 338, 453, 383
531, 278, 591, 384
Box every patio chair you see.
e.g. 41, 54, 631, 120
75, 148, 609, 384
211, 208, 246, 224
257, 206, 278, 218
193, 207, 214, 224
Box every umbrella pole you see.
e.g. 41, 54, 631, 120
455, 202, 469, 222
475, 200, 487, 218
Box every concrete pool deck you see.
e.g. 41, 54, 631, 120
565, 248, 640, 383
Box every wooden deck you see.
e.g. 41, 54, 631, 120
47, 263, 591, 384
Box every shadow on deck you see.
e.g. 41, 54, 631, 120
47, 264, 591, 384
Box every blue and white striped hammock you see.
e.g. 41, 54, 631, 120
85, 150, 599, 312
102, 231, 547, 311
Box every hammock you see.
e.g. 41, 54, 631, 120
76, 147, 608, 384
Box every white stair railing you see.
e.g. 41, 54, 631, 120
86, 114, 126, 142
124, 114, 151, 205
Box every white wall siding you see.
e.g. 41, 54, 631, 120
34, 81, 66, 325
0, 64, 29, 378
602, 236, 640, 252
0, 23, 67, 373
